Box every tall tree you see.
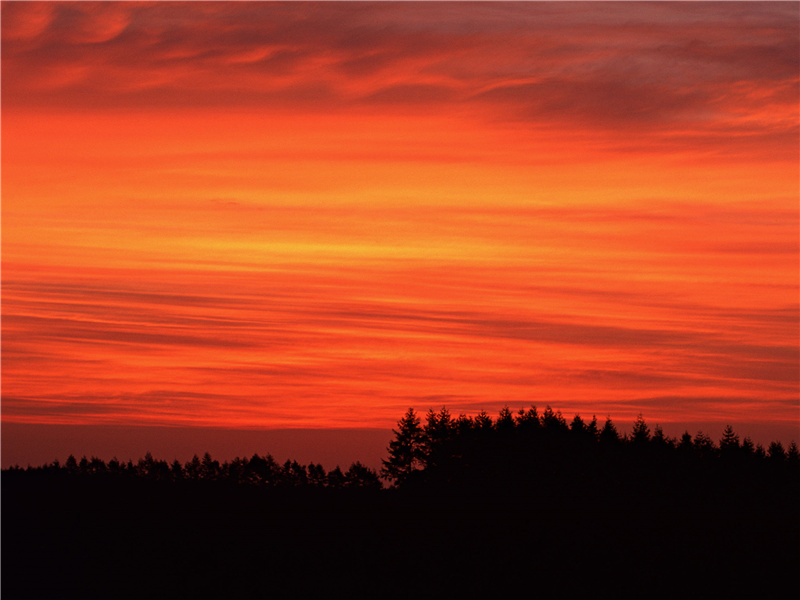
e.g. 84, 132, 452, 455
719, 425, 740, 456
496, 406, 515, 432
381, 408, 424, 484
423, 407, 455, 469
630, 414, 650, 445
599, 418, 620, 446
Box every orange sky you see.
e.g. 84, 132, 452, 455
2, 2, 798, 464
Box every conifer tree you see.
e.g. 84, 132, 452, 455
381, 408, 424, 484
515, 406, 540, 430
474, 410, 494, 431
631, 414, 650, 445
422, 407, 455, 469
327, 465, 346, 488
719, 425, 740, 455
767, 441, 786, 461
599, 418, 620, 445
496, 406, 515, 432
786, 441, 799, 464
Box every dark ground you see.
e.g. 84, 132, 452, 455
3, 470, 797, 598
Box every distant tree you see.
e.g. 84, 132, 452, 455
767, 441, 786, 461
225, 456, 250, 484
137, 452, 155, 478
326, 466, 346, 489
170, 459, 184, 481
65, 454, 78, 474
454, 413, 474, 436
247, 453, 280, 486
650, 425, 670, 448
201, 452, 221, 481
599, 418, 620, 446
89, 456, 107, 474
496, 406, 515, 432
307, 462, 327, 487
693, 432, 716, 457
283, 460, 308, 486
630, 414, 650, 445
381, 408, 424, 484
423, 407, 455, 463
719, 425, 740, 456
586, 415, 599, 439
754, 443, 767, 460
541, 406, 567, 432
185, 454, 202, 480
786, 441, 799, 464
515, 406, 539, 431
344, 462, 381, 489
474, 410, 494, 431
678, 431, 694, 454
570, 414, 587, 435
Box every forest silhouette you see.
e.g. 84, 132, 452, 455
3, 406, 798, 597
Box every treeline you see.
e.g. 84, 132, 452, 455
4, 451, 382, 489
380, 406, 799, 498
3, 406, 798, 597
5, 405, 797, 493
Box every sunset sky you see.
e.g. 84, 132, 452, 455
2, 1, 798, 467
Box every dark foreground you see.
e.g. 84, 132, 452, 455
3, 471, 798, 599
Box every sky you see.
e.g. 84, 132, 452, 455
2, 1, 798, 468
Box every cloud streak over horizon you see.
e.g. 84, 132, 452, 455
2, 2, 798, 440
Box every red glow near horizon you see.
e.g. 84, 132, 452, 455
2, 2, 798, 457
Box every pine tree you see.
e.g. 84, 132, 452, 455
630, 414, 650, 445
496, 406, 515, 432
381, 408, 424, 484
786, 441, 799, 464
515, 406, 540, 431
184, 454, 202, 480
344, 462, 381, 489
200, 452, 221, 481
767, 441, 786, 461
570, 414, 587, 435
719, 425, 740, 455
422, 407, 455, 469
599, 418, 620, 445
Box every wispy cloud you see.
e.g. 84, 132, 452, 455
3, 2, 797, 155
2, 2, 797, 438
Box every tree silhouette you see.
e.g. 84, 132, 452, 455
185, 454, 202, 480
693, 431, 715, 457
326, 465, 346, 488
496, 406, 515, 432
719, 425, 740, 459
599, 418, 620, 446
630, 414, 650, 445
541, 406, 567, 432
307, 462, 327, 487
201, 452, 221, 481
344, 462, 381, 489
768, 441, 786, 461
381, 408, 424, 484
787, 442, 800, 464
170, 459, 184, 481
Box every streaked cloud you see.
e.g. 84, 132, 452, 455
2, 2, 797, 443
